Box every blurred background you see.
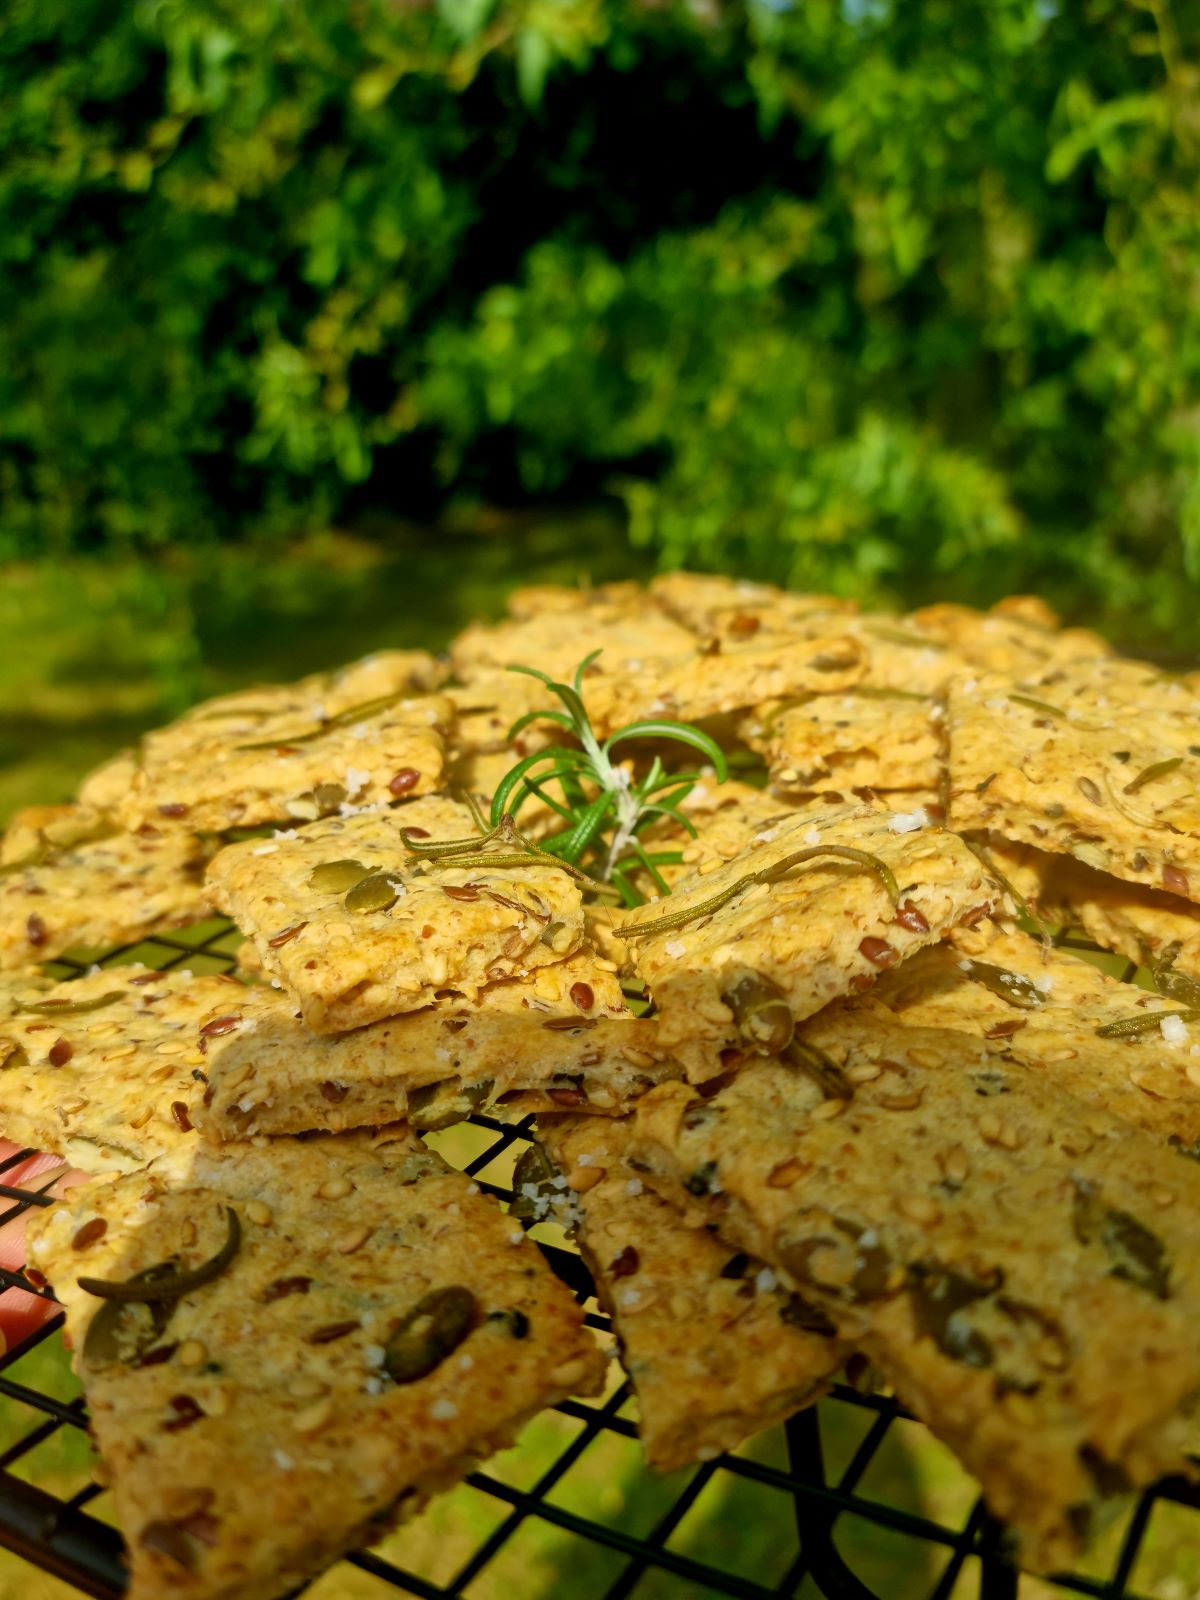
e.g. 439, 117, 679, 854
3, 0, 1200, 824
3, 8, 1200, 1595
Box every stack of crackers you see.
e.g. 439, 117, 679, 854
6, 574, 1200, 1597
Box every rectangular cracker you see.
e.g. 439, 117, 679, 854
738, 691, 941, 796
647, 571, 859, 640
205, 797, 586, 1034
947, 660, 1200, 901
621, 801, 998, 1080
841, 601, 1110, 698
536, 1115, 840, 1471
0, 805, 213, 970
584, 628, 867, 733
858, 924, 1200, 1153
629, 1014, 1200, 1573
0, 965, 243, 1172
195, 952, 684, 1139
26, 1130, 605, 1600
447, 590, 867, 730
979, 833, 1200, 981
106, 652, 450, 833
449, 592, 698, 685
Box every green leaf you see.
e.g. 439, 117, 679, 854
603, 720, 729, 779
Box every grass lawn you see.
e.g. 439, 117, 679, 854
0, 524, 1198, 1599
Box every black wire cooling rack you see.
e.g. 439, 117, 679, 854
1, 920, 1198, 1600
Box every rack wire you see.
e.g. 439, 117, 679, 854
0, 919, 1196, 1600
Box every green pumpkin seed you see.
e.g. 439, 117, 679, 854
384, 1286, 479, 1383
312, 782, 348, 815
406, 1078, 493, 1132
1151, 944, 1200, 1010
509, 1143, 559, 1220
778, 1216, 894, 1305
308, 859, 369, 894
344, 874, 399, 914
721, 971, 794, 1054
684, 1160, 719, 1197
1072, 1180, 1170, 1300
83, 1264, 180, 1368
908, 1260, 999, 1369
15, 991, 126, 1018
960, 960, 1045, 1011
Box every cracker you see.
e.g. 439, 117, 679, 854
739, 691, 941, 796
196, 953, 683, 1139
26, 1130, 605, 1600
980, 833, 1200, 981
505, 581, 646, 620
947, 660, 1200, 900
77, 751, 140, 813
0, 805, 212, 970
647, 572, 858, 640
621, 801, 997, 1079
859, 925, 1200, 1151
630, 1014, 1200, 1572
848, 601, 1109, 697
0, 965, 241, 1173
450, 592, 695, 685
585, 628, 867, 733
112, 653, 450, 833
448, 591, 866, 731
205, 797, 587, 1034
537, 1115, 839, 1471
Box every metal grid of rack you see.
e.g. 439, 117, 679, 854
0, 919, 1196, 1600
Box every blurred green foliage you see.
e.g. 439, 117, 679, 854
2, 0, 1199, 641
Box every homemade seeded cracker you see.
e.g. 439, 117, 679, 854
26, 1130, 605, 1600
825, 600, 1108, 700
630, 1015, 1200, 1572
584, 626, 868, 733
0, 965, 242, 1173
504, 580, 645, 619
739, 691, 941, 797
110, 651, 451, 833
537, 1115, 840, 1471
449, 587, 867, 731
0, 804, 213, 970
205, 796, 586, 1034
647, 571, 859, 640
978, 833, 1200, 981
76, 750, 140, 813
621, 801, 997, 1080
856, 925, 1200, 1151
450, 590, 696, 685
947, 660, 1200, 901
906, 599, 1110, 673
196, 952, 683, 1138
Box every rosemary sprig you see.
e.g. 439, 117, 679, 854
473, 652, 729, 907
620, 843, 901, 940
